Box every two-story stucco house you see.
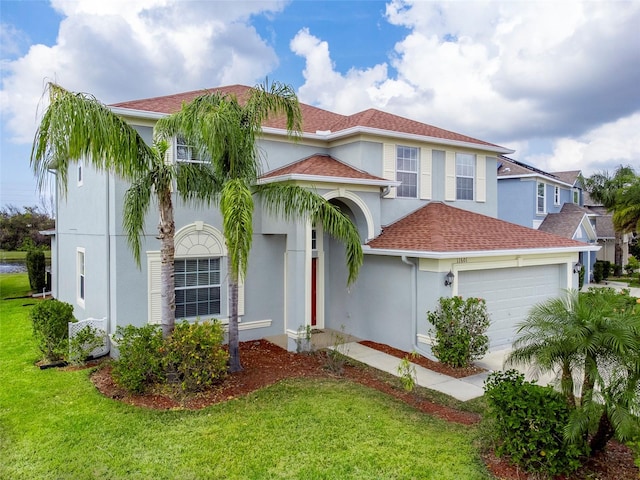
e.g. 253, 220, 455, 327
497, 156, 599, 281
49, 85, 596, 356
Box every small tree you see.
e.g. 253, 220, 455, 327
625, 255, 639, 276
30, 298, 75, 362
427, 296, 490, 368
26, 249, 46, 293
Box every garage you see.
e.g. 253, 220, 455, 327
458, 264, 563, 349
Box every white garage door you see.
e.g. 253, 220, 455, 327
458, 264, 563, 349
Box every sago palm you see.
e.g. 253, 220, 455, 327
156, 81, 363, 372
31, 83, 219, 338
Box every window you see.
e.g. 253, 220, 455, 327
77, 248, 85, 306
554, 186, 560, 205
175, 258, 221, 318
573, 188, 580, 204
455, 153, 475, 200
396, 146, 418, 198
537, 182, 546, 214
77, 160, 84, 186
176, 136, 204, 163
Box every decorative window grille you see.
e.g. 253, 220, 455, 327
175, 258, 221, 318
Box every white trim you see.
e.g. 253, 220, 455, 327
536, 181, 546, 214
362, 244, 600, 259
220, 319, 272, 331
417, 333, 435, 346
76, 247, 86, 308
498, 173, 575, 188
323, 189, 375, 241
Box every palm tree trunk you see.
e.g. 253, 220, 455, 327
561, 363, 576, 409
589, 412, 614, 454
228, 273, 242, 372
158, 187, 176, 338
614, 231, 623, 273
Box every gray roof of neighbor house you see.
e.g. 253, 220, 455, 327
497, 156, 581, 188
538, 203, 592, 239
366, 201, 589, 253
111, 85, 511, 152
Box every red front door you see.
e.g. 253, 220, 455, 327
311, 257, 317, 326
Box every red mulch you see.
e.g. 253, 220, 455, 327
89, 339, 639, 480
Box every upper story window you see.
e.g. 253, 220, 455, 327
396, 146, 418, 198
77, 248, 85, 307
176, 136, 205, 164
573, 188, 580, 204
554, 186, 560, 205
455, 153, 475, 200
175, 258, 221, 318
537, 182, 546, 214
77, 160, 84, 186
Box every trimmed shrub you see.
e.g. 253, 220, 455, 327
602, 260, 611, 280
112, 325, 165, 394
593, 261, 603, 283
163, 320, 228, 392
427, 296, 490, 368
484, 370, 584, 477
26, 249, 46, 293
30, 298, 75, 361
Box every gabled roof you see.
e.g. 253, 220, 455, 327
551, 170, 581, 186
538, 203, 595, 240
366, 202, 590, 255
259, 154, 396, 187
111, 85, 510, 152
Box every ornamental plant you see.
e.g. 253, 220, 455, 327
30, 298, 75, 361
427, 296, 490, 368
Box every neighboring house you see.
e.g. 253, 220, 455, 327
497, 156, 599, 280
49, 85, 596, 357
583, 192, 630, 268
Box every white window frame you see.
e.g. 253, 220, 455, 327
77, 159, 84, 186
77, 247, 85, 307
175, 257, 222, 320
396, 145, 418, 198
573, 188, 580, 204
455, 153, 475, 200
537, 181, 546, 214
175, 136, 205, 164
554, 185, 560, 205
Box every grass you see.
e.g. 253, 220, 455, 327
0, 273, 492, 480
0, 250, 51, 261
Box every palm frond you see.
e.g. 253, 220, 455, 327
31, 83, 153, 196
122, 173, 154, 266
255, 182, 363, 285
220, 179, 254, 282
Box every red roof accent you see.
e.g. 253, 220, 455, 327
261, 154, 387, 182
111, 85, 503, 148
367, 202, 588, 252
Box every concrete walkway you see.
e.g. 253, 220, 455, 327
341, 342, 500, 401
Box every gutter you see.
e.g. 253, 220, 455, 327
363, 244, 600, 258
401, 255, 434, 359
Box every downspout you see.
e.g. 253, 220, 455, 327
401, 255, 432, 358
106, 171, 112, 346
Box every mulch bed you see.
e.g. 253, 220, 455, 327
89, 339, 639, 480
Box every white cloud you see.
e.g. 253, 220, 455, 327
1, 0, 287, 143
292, 0, 640, 175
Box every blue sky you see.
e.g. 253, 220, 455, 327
1, 0, 639, 208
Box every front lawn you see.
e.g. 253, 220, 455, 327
0, 273, 491, 480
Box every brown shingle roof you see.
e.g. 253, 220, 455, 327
261, 154, 388, 182
367, 202, 587, 252
111, 85, 505, 149
538, 203, 590, 239
552, 170, 581, 186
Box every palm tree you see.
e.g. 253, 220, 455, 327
612, 176, 640, 235
31, 83, 219, 338
156, 82, 363, 372
582, 166, 637, 270
506, 288, 640, 455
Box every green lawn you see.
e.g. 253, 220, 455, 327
0, 250, 51, 261
0, 273, 492, 480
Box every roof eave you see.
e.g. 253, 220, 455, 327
109, 106, 167, 120
363, 244, 600, 259
262, 126, 514, 154
257, 174, 400, 187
